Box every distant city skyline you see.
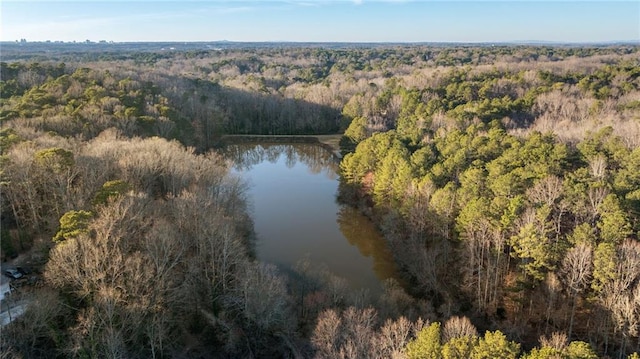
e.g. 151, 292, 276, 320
1, 1, 639, 44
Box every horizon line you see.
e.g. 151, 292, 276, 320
3, 40, 640, 45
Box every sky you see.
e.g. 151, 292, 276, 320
1, 0, 639, 43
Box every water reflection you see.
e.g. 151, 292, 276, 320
337, 206, 399, 283
225, 143, 400, 293
224, 143, 338, 178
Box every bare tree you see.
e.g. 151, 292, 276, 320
560, 243, 593, 339
605, 240, 640, 357
312, 307, 378, 359
442, 316, 478, 342
459, 218, 506, 314
539, 332, 568, 351
376, 316, 414, 359
527, 176, 563, 208
312, 309, 344, 359
239, 263, 295, 334
589, 155, 608, 179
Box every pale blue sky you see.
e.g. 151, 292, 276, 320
1, 1, 638, 43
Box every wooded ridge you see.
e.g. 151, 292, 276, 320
1, 44, 639, 358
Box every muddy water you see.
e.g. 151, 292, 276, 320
226, 143, 399, 293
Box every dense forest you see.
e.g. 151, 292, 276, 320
1, 43, 639, 358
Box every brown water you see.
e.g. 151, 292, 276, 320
226, 143, 399, 293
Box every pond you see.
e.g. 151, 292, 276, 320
225, 143, 399, 294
